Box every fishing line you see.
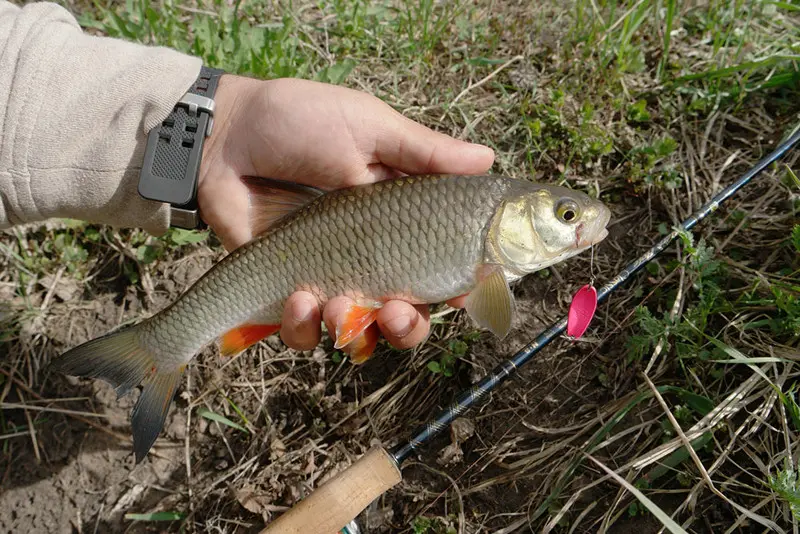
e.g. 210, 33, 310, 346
389, 126, 800, 466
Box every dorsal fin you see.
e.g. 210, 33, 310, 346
241, 176, 326, 237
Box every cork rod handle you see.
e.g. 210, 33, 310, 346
260, 446, 402, 534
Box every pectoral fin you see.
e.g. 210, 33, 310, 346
465, 265, 515, 339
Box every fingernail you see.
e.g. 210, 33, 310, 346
292, 299, 314, 322
385, 314, 413, 338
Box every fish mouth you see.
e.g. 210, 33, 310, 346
576, 206, 611, 248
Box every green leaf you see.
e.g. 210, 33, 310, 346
673, 389, 714, 416
225, 396, 251, 428
316, 59, 357, 85
427, 361, 441, 374
782, 385, 800, 432
61, 218, 86, 229
449, 340, 468, 356
135, 244, 160, 264
108, 10, 137, 40
76, 13, 106, 31
675, 54, 800, 83
769, 468, 800, 520
196, 406, 249, 433
792, 225, 800, 253
653, 136, 678, 157
627, 99, 651, 123
84, 227, 101, 242
125, 511, 186, 521
168, 228, 209, 246
639, 432, 713, 486
766, 1, 800, 11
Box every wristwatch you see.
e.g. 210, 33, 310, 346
138, 66, 225, 229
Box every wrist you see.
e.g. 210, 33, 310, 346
197, 74, 274, 194
198, 74, 244, 188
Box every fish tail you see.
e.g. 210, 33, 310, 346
50, 324, 185, 463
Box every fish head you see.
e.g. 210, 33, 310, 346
487, 184, 611, 275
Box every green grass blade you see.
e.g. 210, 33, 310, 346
766, 1, 800, 11
196, 406, 249, 433
125, 512, 186, 521
586, 453, 689, 534
675, 55, 800, 83
530, 390, 654, 522
661, 386, 715, 416
224, 396, 251, 428
657, 0, 677, 81
639, 432, 714, 486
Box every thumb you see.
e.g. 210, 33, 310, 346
373, 108, 495, 175
198, 169, 253, 251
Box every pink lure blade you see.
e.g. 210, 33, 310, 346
567, 284, 598, 339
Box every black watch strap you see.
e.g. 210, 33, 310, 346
138, 66, 225, 229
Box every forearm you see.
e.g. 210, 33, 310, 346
0, 1, 203, 234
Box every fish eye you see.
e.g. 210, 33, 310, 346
555, 199, 580, 224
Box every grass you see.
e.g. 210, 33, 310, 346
1, 0, 799, 532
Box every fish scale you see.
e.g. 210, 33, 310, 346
51, 173, 611, 463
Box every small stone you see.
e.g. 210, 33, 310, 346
270, 438, 286, 460
450, 418, 475, 443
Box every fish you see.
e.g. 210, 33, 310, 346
50, 173, 611, 463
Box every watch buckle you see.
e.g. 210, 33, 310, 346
178, 93, 216, 136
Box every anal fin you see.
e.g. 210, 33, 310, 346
334, 301, 382, 349
220, 324, 280, 356
343, 324, 380, 364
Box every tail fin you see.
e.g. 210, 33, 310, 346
50, 325, 185, 463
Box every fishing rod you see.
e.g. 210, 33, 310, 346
261, 126, 800, 534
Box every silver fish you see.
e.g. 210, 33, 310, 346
51, 174, 611, 462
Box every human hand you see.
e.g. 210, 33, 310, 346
197, 75, 493, 355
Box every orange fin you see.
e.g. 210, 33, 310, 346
334, 301, 382, 349
344, 324, 380, 364
241, 176, 325, 237
220, 324, 280, 356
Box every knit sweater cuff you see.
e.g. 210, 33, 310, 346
0, 1, 204, 235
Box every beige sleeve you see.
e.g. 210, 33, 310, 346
0, 1, 203, 235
